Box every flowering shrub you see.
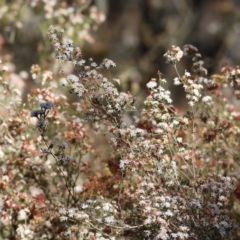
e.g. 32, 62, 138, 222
1, 22, 240, 240
0, 0, 104, 45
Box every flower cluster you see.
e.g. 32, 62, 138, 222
183, 44, 208, 76
1, 22, 240, 240
48, 26, 138, 133
163, 45, 184, 64
221, 64, 240, 99
164, 45, 212, 107
31, 101, 54, 133
180, 71, 204, 107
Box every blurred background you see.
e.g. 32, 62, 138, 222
1, 0, 240, 107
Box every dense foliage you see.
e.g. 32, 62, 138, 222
1, 1, 240, 240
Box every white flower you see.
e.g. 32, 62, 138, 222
75, 212, 89, 220
164, 45, 183, 64
16, 224, 34, 240
113, 78, 120, 85
2, 65, 9, 71
104, 216, 115, 224
135, 128, 144, 136
67, 74, 79, 83
68, 208, 77, 217
63, 39, 74, 47
0, 148, 4, 159
42, 71, 52, 85
144, 216, 153, 225
171, 233, 178, 238
91, 62, 97, 67
103, 59, 116, 68
185, 71, 191, 77
155, 227, 169, 240
193, 89, 200, 97
173, 77, 181, 85
175, 49, 183, 61
157, 122, 168, 129
165, 96, 173, 104
176, 137, 182, 143
60, 215, 68, 221
159, 196, 166, 202
188, 101, 195, 107
179, 226, 189, 232
202, 95, 212, 105
191, 96, 199, 102
172, 120, 179, 126
190, 199, 202, 208
18, 208, 30, 221
119, 159, 130, 170
155, 128, 164, 134
81, 204, 89, 209
102, 202, 116, 213
60, 78, 68, 86
146, 79, 157, 89
164, 202, 171, 208
165, 209, 174, 217
74, 184, 82, 193
160, 78, 167, 84
156, 147, 163, 155
219, 196, 227, 202
78, 59, 86, 66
